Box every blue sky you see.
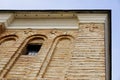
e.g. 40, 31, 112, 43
0, 0, 119, 80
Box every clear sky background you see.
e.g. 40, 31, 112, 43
0, 0, 119, 80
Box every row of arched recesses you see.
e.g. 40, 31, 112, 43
0, 34, 74, 79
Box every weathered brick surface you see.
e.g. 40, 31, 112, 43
0, 23, 5, 34
0, 23, 105, 80
66, 23, 105, 80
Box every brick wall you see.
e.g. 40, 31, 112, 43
67, 23, 105, 80
0, 23, 105, 80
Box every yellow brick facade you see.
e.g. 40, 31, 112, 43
0, 11, 110, 80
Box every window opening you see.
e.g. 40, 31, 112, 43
25, 44, 42, 55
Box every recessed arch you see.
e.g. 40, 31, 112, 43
23, 37, 45, 55
42, 35, 74, 79
0, 35, 18, 47
5, 34, 47, 78
26, 34, 47, 41
22, 34, 47, 55
18, 34, 47, 56
0, 35, 18, 42
53, 34, 74, 42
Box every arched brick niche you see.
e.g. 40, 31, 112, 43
21, 35, 46, 55
5, 34, 47, 79
26, 34, 47, 42
0, 35, 17, 44
0, 34, 18, 56
42, 35, 74, 80
0, 35, 18, 52
0, 35, 18, 78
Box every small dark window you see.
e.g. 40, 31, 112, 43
25, 44, 42, 55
